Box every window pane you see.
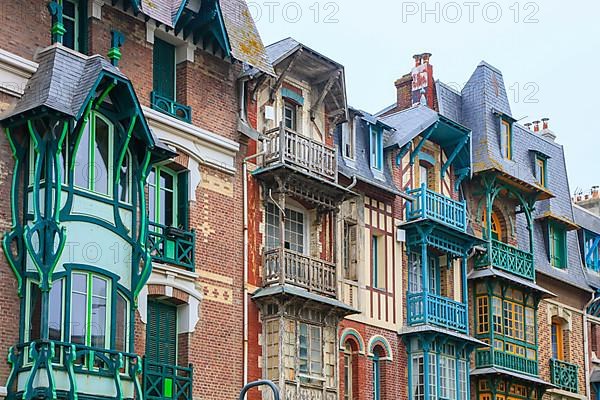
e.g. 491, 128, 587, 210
63, 19, 76, 50
118, 151, 130, 203
49, 280, 63, 341
71, 274, 88, 345
115, 294, 127, 352
74, 124, 90, 188
94, 116, 110, 195
160, 187, 174, 226
29, 282, 42, 341
90, 277, 107, 348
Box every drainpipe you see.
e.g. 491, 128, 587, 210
585, 291, 596, 399
243, 150, 265, 386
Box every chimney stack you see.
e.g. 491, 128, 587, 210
388, 52, 437, 116
542, 117, 549, 130
533, 120, 540, 132
413, 54, 422, 67
539, 117, 557, 142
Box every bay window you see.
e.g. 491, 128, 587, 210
299, 322, 322, 378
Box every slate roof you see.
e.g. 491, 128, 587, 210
436, 61, 590, 291
252, 284, 359, 315
3, 45, 126, 120
335, 108, 400, 195
574, 204, 600, 234
380, 105, 439, 149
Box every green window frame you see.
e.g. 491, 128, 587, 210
370, 125, 383, 170
148, 165, 189, 229
153, 38, 176, 101
26, 278, 65, 343
373, 353, 381, 400
549, 222, 567, 269
60, 0, 87, 52
70, 272, 111, 355
74, 111, 115, 198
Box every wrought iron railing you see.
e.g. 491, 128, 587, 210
143, 359, 193, 400
148, 221, 195, 271
550, 358, 578, 393
475, 239, 535, 280
263, 248, 337, 297
262, 124, 337, 183
151, 91, 192, 123
6, 340, 142, 400
406, 291, 468, 333
475, 348, 538, 376
406, 184, 467, 232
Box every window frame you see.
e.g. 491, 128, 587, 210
70, 272, 111, 351
298, 322, 323, 379
344, 343, 353, 400
343, 221, 358, 281
342, 119, 355, 160
74, 111, 115, 198
152, 37, 177, 101
551, 321, 564, 360
371, 234, 385, 289
535, 155, 547, 188
283, 101, 298, 131
264, 202, 309, 255
549, 222, 567, 269
370, 124, 384, 171
500, 118, 512, 160
148, 165, 179, 228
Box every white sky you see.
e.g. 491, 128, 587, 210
252, 0, 600, 194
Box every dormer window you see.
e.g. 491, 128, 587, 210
549, 222, 567, 269
370, 125, 383, 170
341, 119, 355, 160
500, 119, 512, 160
535, 155, 547, 187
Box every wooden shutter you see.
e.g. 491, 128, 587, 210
146, 300, 177, 366
153, 38, 176, 100
177, 171, 189, 230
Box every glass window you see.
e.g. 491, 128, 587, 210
551, 322, 564, 360
62, 0, 79, 51
284, 102, 297, 131
70, 272, 110, 352
370, 125, 383, 170
373, 353, 381, 400
74, 112, 114, 197
115, 293, 128, 352
549, 223, 566, 269
344, 343, 353, 400
118, 150, 132, 203
343, 222, 358, 281
535, 156, 546, 187
500, 119, 512, 159
342, 120, 355, 159
149, 166, 178, 227
477, 296, 489, 334
28, 279, 64, 342
409, 252, 422, 293
298, 323, 322, 377
264, 203, 306, 254
372, 235, 385, 289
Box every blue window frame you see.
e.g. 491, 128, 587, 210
373, 353, 380, 400
585, 231, 600, 272
370, 125, 383, 170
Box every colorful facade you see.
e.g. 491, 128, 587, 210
0, 3, 598, 400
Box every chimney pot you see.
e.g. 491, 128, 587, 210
421, 53, 432, 64
541, 117, 549, 130
413, 54, 422, 67
533, 120, 540, 132
524, 122, 532, 130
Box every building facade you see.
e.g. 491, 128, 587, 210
0, 3, 598, 400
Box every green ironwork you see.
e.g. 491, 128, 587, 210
151, 91, 192, 123
550, 358, 578, 393
406, 291, 467, 333
475, 239, 535, 280
143, 360, 193, 400
108, 30, 125, 66
406, 184, 467, 232
475, 347, 538, 376
48, 1, 66, 45
147, 222, 196, 271
6, 340, 142, 400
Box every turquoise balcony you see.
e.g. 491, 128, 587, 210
406, 292, 468, 333
148, 222, 196, 271
406, 184, 467, 232
475, 239, 535, 280
475, 348, 538, 376
550, 359, 578, 393
143, 360, 193, 400
151, 91, 192, 123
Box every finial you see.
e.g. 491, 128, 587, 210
108, 30, 125, 67
47, 1, 66, 45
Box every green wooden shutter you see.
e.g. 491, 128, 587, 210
177, 171, 189, 230
153, 38, 176, 100
146, 300, 177, 366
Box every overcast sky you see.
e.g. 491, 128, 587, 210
252, 0, 600, 194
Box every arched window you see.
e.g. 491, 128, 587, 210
482, 209, 503, 241
372, 345, 386, 400
344, 342, 353, 400
74, 111, 114, 197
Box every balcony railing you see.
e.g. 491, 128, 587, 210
475, 348, 538, 376
151, 91, 192, 123
550, 359, 578, 393
263, 248, 337, 297
475, 239, 535, 280
262, 125, 337, 183
7, 340, 141, 400
406, 184, 467, 232
148, 222, 195, 271
144, 360, 193, 400
407, 291, 468, 333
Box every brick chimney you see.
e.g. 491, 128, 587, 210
574, 186, 600, 216
539, 118, 556, 142
384, 53, 437, 116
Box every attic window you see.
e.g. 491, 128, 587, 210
535, 155, 547, 188
549, 222, 567, 269
370, 125, 383, 171
500, 118, 512, 160
342, 119, 355, 160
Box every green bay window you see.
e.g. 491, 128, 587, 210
549, 222, 567, 269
